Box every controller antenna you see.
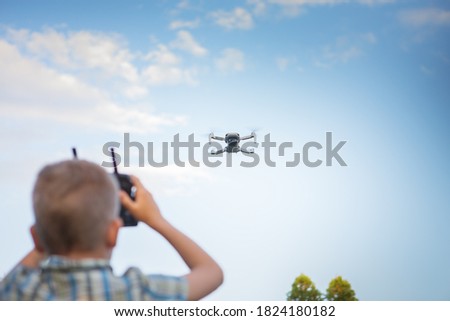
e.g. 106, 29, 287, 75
72, 147, 78, 159
110, 148, 119, 174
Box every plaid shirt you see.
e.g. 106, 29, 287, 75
0, 256, 188, 301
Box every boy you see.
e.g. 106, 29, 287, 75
0, 160, 223, 300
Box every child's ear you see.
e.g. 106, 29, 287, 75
106, 218, 122, 248
30, 225, 45, 253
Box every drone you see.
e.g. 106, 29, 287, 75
209, 132, 257, 155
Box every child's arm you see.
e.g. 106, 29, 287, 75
13, 225, 46, 269
120, 176, 224, 300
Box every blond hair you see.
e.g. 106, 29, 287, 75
32, 160, 119, 254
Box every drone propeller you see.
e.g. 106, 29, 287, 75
246, 126, 263, 134
201, 127, 227, 135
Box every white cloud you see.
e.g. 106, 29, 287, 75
169, 18, 200, 30
170, 0, 193, 16
143, 44, 198, 86
142, 65, 198, 86
314, 34, 375, 67
267, 0, 394, 16
215, 48, 245, 73
210, 8, 254, 30
323, 45, 361, 63
7, 28, 139, 83
170, 30, 208, 57
5, 27, 207, 93
269, 0, 393, 5
358, 0, 394, 4
0, 39, 186, 133
145, 44, 181, 65
123, 85, 149, 99
247, 0, 267, 15
177, 0, 190, 10
7, 29, 208, 91
399, 8, 450, 28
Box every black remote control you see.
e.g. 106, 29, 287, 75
110, 148, 138, 227
71, 147, 138, 226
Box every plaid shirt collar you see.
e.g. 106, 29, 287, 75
39, 255, 112, 272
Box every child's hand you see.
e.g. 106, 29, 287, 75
119, 176, 165, 229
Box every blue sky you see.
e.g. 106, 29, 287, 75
0, 0, 449, 300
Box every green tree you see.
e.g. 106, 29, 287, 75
287, 274, 323, 301
326, 276, 358, 301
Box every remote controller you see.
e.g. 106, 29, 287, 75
71, 147, 138, 227
110, 148, 138, 227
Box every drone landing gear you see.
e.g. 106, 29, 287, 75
211, 147, 254, 155
240, 148, 254, 154
211, 149, 225, 155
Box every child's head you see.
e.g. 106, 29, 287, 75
32, 160, 121, 256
